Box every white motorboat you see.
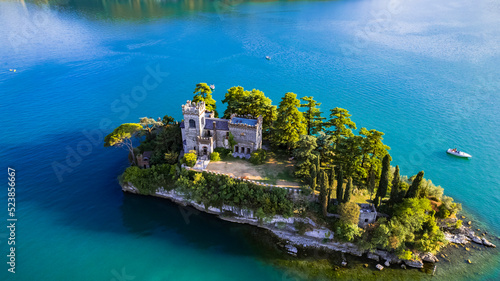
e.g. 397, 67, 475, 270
446, 148, 472, 158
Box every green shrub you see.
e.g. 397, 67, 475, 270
210, 152, 221, 161
182, 150, 197, 167
213, 147, 232, 159
249, 149, 268, 165
164, 152, 179, 164
455, 219, 463, 229
437, 204, 451, 218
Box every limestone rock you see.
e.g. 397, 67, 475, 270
421, 252, 439, 263
367, 253, 380, 261
384, 260, 390, 267
482, 238, 496, 248
376, 264, 384, 270
341, 261, 347, 267
445, 233, 469, 244
404, 259, 424, 269
401, 264, 406, 269
285, 244, 298, 256
470, 235, 483, 244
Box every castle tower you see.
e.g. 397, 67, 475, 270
181, 100, 206, 154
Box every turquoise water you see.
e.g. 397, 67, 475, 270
0, 0, 499, 280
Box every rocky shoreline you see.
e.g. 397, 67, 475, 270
122, 183, 496, 270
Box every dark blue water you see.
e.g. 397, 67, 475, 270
1, 0, 499, 280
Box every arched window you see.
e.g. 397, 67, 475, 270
189, 119, 196, 128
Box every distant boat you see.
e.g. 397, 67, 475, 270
265, 56, 271, 60
447, 148, 472, 158
209, 84, 215, 90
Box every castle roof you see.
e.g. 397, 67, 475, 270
231, 117, 258, 126
205, 118, 229, 130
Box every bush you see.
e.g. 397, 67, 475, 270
210, 152, 221, 161
214, 147, 232, 159
335, 221, 362, 242
249, 149, 268, 165
338, 202, 360, 225
182, 150, 197, 167
164, 152, 179, 164
437, 204, 451, 218
455, 219, 463, 229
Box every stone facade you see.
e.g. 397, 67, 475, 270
180, 101, 263, 157
358, 203, 377, 227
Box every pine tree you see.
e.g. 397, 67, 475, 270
390, 165, 400, 203
310, 164, 317, 193
319, 169, 329, 217
300, 96, 325, 135
343, 177, 353, 203
336, 167, 344, 204
405, 171, 425, 198
273, 92, 307, 150
376, 154, 392, 200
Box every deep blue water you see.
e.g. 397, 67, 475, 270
0, 0, 499, 280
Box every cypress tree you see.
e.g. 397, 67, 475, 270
373, 196, 380, 208
336, 167, 344, 204
405, 171, 424, 198
368, 169, 376, 200
327, 168, 335, 209
390, 165, 400, 203
311, 164, 317, 193
343, 177, 353, 203
316, 155, 321, 172
377, 154, 392, 200
319, 169, 329, 217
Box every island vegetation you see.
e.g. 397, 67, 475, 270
106, 82, 485, 270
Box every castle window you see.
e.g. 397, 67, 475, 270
365, 219, 368, 223
189, 119, 196, 128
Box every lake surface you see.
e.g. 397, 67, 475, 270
0, 0, 499, 280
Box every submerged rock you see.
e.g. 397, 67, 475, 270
376, 264, 384, 270
285, 244, 298, 256
384, 260, 390, 267
404, 259, 424, 269
401, 264, 406, 269
341, 261, 347, 267
467, 259, 472, 264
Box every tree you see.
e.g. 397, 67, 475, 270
292, 135, 318, 181
390, 165, 401, 203
368, 169, 376, 200
300, 96, 325, 135
325, 107, 356, 149
272, 92, 307, 150
319, 169, 329, 217
222, 86, 277, 131
359, 127, 390, 183
193, 83, 217, 116
316, 131, 335, 162
375, 154, 392, 204
310, 164, 317, 192
338, 202, 360, 225
336, 167, 344, 203
139, 117, 163, 140
104, 123, 143, 165
327, 168, 335, 209
405, 171, 424, 199
162, 115, 175, 126
343, 177, 353, 203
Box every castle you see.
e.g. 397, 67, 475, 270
180, 101, 263, 157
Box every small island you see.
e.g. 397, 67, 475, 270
105, 83, 496, 276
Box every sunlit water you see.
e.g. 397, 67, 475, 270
0, 0, 499, 280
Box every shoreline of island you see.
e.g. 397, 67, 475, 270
121, 181, 496, 271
